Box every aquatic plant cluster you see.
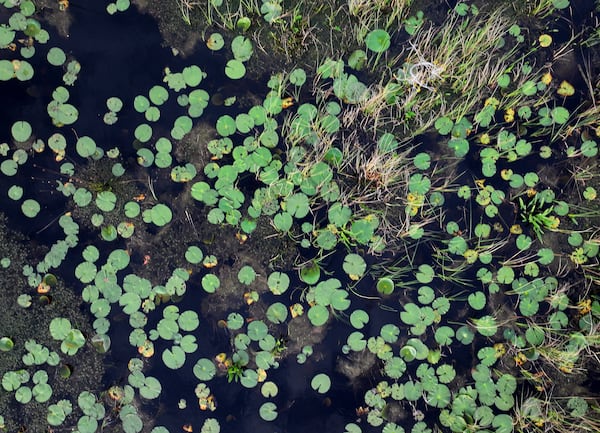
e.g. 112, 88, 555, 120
0, 0, 599, 432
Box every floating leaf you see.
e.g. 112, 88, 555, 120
471, 315, 498, 337
225, 59, 246, 79
0, 337, 14, 352
267, 271, 290, 295
266, 302, 288, 324
149, 85, 168, 105
226, 312, 244, 331
76, 136, 97, 158
206, 33, 224, 50
96, 191, 117, 212
259, 402, 278, 421
557, 80, 574, 97
193, 358, 216, 381
201, 274, 219, 293
177, 311, 199, 332
216, 115, 236, 137
538, 34, 552, 47
185, 246, 203, 264
415, 264, 434, 283
273, 212, 293, 232
8, 185, 23, 200
134, 124, 153, 142
311, 373, 331, 393
350, 310, 369, 329
21, 199, 40, 217
145, 203, 172, 226
106, 96, 123, 112
261, 381, 278, 398
162, 346, 186, 369
1, 160, 18, 176
32, 382, 52, 402
342, 253, 367, 281
435, 117, 453, 135
231, 35, 253, 61
376, 277, 394, 295
16, 386, 33, 403
426, 384, 451, 408
365, 29, 390, 53
308, 304, 329, 326
550, 106, 569, 124
380, 324, 400, 343
468, 291, 486, 310
11, 120, 32, 142
434, 326, 454, 346
138, 376, 161, 400
75, 261, 97, 283
247, 320, 268, 341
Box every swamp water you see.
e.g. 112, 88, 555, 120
1, 1, 600, 433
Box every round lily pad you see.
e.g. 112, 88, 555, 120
201, 274, 220, 293
307, 304, 329, 327
311, 373, 331, 394
206, 33, 224, 50
47, 47, 66, 66
11, 120, 32, 142
376, 277, 394, 295
365, 29, 390, 53
259, 402, 278, 421
225, 59, 246, 79
21, 199, 40, 217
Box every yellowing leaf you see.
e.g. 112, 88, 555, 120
541, 72, 552, 85
289, 303, 304, 318
138, 340, 154, 357
557, 80, 574, 97
539, 34, 552, 47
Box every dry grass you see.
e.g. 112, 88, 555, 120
359, 8, 524, 136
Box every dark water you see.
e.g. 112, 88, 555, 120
0, 3, 375, 433
2, 1, 599, 433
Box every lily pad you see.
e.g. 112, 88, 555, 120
206, 33, 224, 50
259, 402, 278, 421
311, 373, 331, 394
365, 29, 391, 53
225, 59, 246, 79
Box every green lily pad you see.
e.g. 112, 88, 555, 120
76, 136, 97, 157
471, 315, 498, 337
231, 35, 253, 61
193, 358, 216, 381
206, 33, 224, 50
11, 120, 32, 142
225, 59, 246, 79
259, 402, 278, 421
201, 274, 219, 293
266, 302, 288, 324
182, 65, 204, 86
350, 310, 369, 329
343, 253, 367, 280
247, 320, 268, 341
308, 304, 329, 326
310, 373, 331, 393
365, 29, 390, 53
162, 346, 186, 369
267, 271, 290, 295
0, 337, 14, 352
